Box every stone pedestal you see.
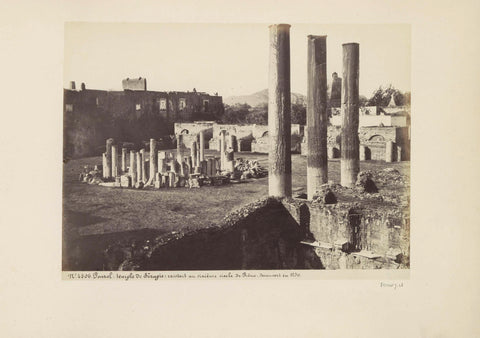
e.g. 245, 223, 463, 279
120, 175, 131, 188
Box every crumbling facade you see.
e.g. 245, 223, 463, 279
64, 79, 224, 123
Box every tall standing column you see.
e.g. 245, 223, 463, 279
105, 138, 114, 178
340, 42, 360, 188
268, 24, 292, 198
121, 148, 127, 172
307, 35, 328, 200
199, 131, 205, 162
102, 153, 108, 178
220, 130, 226, 170
229, 134, 235, 152
385, 141, 394, 162
158, 151, 167, 174
111, 145, 118, 178
140, 149, 146, 182
136, 152, 142, 183
148, 139, 158, 183
130, 151, 137, 187
191, 141, 197, 166
176, 134, 183, 167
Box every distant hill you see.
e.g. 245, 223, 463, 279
224, 89, 306, 107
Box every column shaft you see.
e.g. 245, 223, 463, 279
306, 35, 328, 200
340, 43, 360, 187
268, 24, 292, 197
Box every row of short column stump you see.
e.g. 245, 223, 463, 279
100, 138, 234, 189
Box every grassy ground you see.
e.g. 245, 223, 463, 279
63, 149, 409, 270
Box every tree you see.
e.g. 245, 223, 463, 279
221, 103, 251, 124
291, 103, 306, 125
367, 84, 406, 107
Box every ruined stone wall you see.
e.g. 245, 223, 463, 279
301, 126, 410, 161
103, 198, 323, 271
174, 122, 214, 148
331, 114, 406, 127
307, 203, 408, 256
64, 87, 223, 158
86, 195, 408, 271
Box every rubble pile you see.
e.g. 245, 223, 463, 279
355, 170, 378, 193
312, 184, 337, 205
78, 165, 105, 185
373, 168, 406, 187
234, 159, 268, 180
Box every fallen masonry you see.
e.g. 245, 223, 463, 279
78, 137, 268, 190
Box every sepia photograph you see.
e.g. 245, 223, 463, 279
2, 0, 480, 336
63, 23, 411, 272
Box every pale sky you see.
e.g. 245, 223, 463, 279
64, 23, 410, 98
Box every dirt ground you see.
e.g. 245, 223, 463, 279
63, 149, 409, 270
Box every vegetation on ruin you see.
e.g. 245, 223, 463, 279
367, 85, 411, 107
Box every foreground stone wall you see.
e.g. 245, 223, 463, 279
104, 198, 324, 270
99, 188, 409, 271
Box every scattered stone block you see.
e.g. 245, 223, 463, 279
312, 184, 337, 204
135, 181, 144, 189
188, 177, 201, 188
386, 248, 403, 263
120, 175, 131, 188
355, 171, 378, 193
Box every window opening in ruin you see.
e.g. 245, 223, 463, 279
179, 98, 186, 110
136, 104, 141, 111
203, 100, 209, 112
65, 104, 73, 112
159, 99, 167, 110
